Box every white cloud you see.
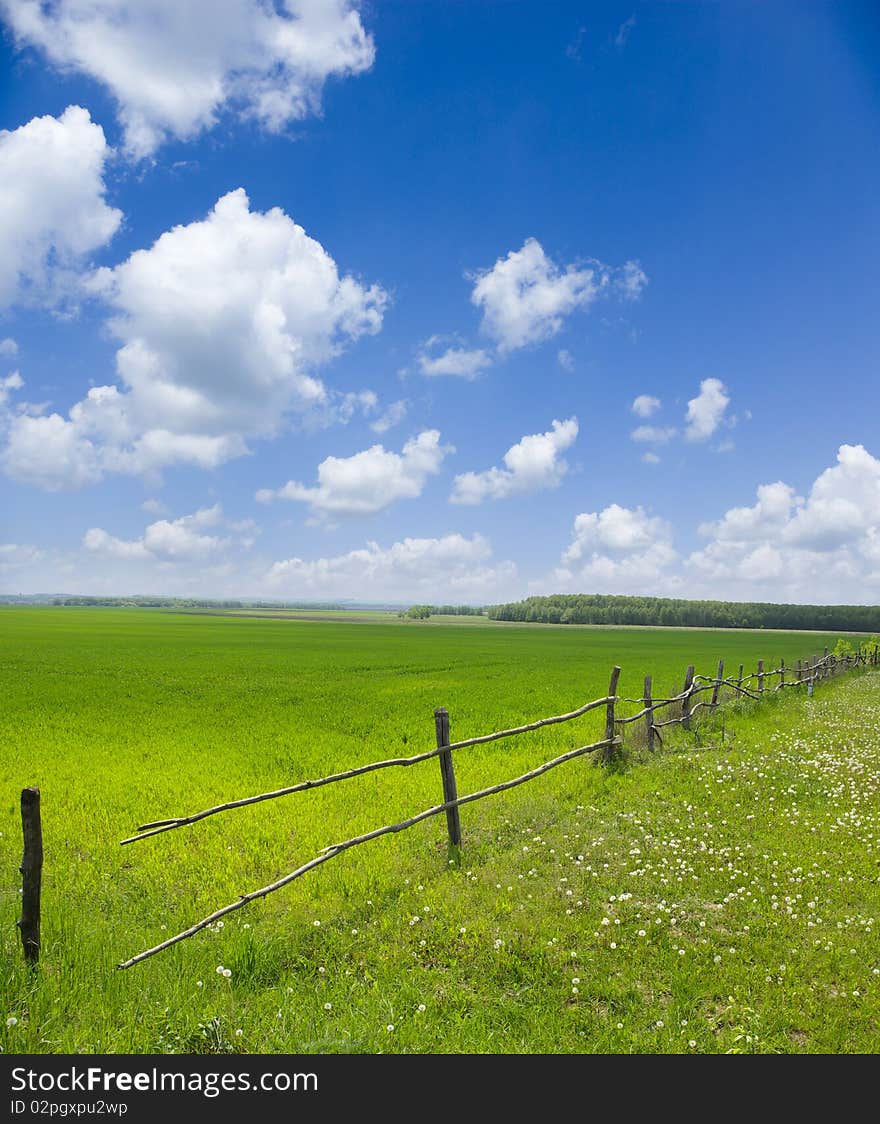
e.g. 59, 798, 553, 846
615, 15, 637, 48
416, 338, 493, 380
563, 504, 672, 562
0, 370, 24, 406
470, 238, 609, 352
1, 0, 375, 157
631, 394, 660, 418
687, 444, 880, 600
698, 481, 800, 543
370, 399, 408, 434
141, 498, 167, 515
83, 504, 234, 562
557, 349, 574, 371
266, 532, 517, 601
642, 451, 660, 465
0, 542, 45, 572
539, 504, 678, 596
0, 338, 18, 356
616, 260, 648, 299
684, 377, 730, 442
0, 106, 121, 308
256, 429, 452, 517
450, 417, 578, 505
630, 424, 676, 444
1, 190, 387, 489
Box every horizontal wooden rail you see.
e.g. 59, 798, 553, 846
122, 694, 614, 845
118, 732, 618, 969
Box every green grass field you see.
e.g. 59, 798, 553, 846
1, 608, 877, 1053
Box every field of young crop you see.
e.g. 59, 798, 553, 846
1, 607, 878, 1054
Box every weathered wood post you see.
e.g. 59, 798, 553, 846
808, 657, 816, 697
433, 708, 461, 850
757, 659, 765, 696
796, 658, 802, 684
737, 664, 744, 693
644, 674, 655, 753
711, 659, 724, 707
602, 666, 621, 763
19, 787, 42, 966
681, 665, 695, 729
780, 657, 785, 689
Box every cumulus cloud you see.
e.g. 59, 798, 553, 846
450, 417, 578, 505
470, 238, 609, 352
684, 377, 730, 442
688, 444, 880, 600
0, 542, 45, 572
265, 532, 517, 601
557, 349, 574, 371
1, 190, 387, 489
630, 424, 676, 445
256, 430, 452, 518
1, 0, 375, 157
83, 504, 241, 562
0, 106, 121, 308
370, 399, 408, 434
0, 338, 18, 356
539, 503, 678, 596
416, 337, 493, 380
631, 394, 660, 418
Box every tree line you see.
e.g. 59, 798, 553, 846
52, 596, 345, 610
400, 604, 486, 619
486, 594, 880, 632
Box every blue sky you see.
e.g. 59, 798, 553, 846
1, 1, 879, 604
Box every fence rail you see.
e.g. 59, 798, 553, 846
116, 643, 878, 969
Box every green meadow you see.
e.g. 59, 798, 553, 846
1, 607, 878, 1053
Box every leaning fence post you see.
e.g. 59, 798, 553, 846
711, 659, 724, 707
19, 786, 42, 966
644, 674, 655, 753
433, 708, 461, 851
681, 665, 695, 729
602, 666, 621, 762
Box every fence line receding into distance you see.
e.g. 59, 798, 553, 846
115, 643, 878, 969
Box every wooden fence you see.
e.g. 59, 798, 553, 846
107, 642, 878, 969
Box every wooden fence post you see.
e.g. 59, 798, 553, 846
433, 708, 461, 850
19, 786, 42, 966
681, 665, 695, 729
780, 658, 785, 689
603, 666, 621, 763
644, 674, 655, 753
737, 664, 744, 693
711, 659, 724, 707
796, 658, 802, 684
757, 659, 765, 696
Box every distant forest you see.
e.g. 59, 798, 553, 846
486, 594, 880, 633
51, 596, 346, 610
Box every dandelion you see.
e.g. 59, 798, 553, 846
387, 1024, 395, 1032
637, 930, 646, 937
417, 1004, 426, 1013
318, 966, 326, 974
222, 968, 231, 979
689, 1040, 697, 1049
6, 1017, 18, 1028
616, 1022, 624, 1030
313, 920, 321, 928
324, 1003, 332, 1011
235, 1028, 243, 1037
